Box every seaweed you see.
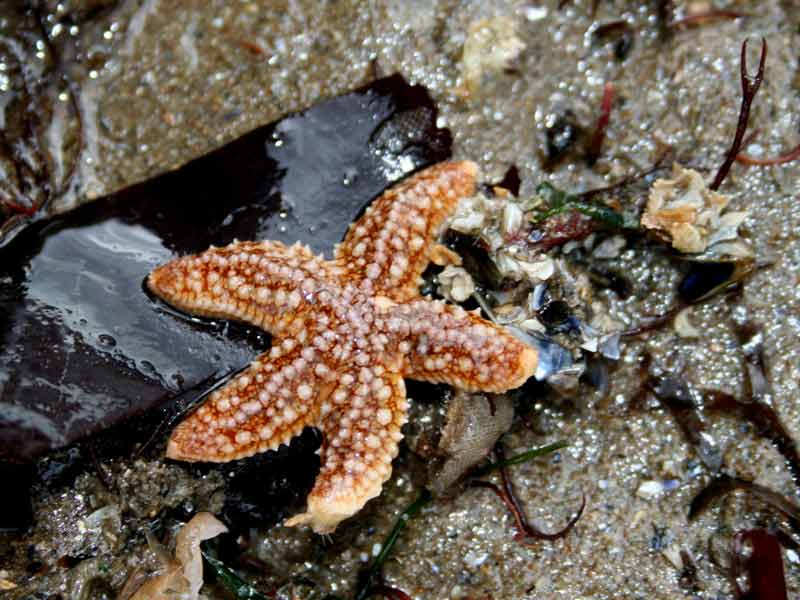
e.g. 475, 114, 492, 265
533, 182, 631, 229
0, 4, 84, 225
592, 21, 635, 61
702, 326, 800, 487
731, 529, 788, 600
705, 391, 800, 488
737, 142, 800, 166
471, 444, 584, 543
689, 474, 800, 536
471, 440, 569, 478
586, 82, 615, 166
202, 549, 273, 600
644, 374, 722, 471
709, 38, 767, 191
670, 10, 750, 29
355, 489, 432, 600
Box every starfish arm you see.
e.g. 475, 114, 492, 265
392, 300, 537, 392
335, 161, 478, 302
285, 370, 407, 534
148, 240, 337, 336
166, 334, 331, 462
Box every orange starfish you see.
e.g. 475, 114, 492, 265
148, 161, 537, 533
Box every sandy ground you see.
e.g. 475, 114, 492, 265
2, 0, 800, 598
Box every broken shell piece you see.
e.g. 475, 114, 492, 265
580, 322, 622, 360
494, 252, 555, 284
518, 256, 556, 283
592, 234, 626, 259
130, 512, 228, 600
449, 196, 488, 234
502, 201, 524, 237
432, 391, 514, 493
437, 265, 476, 303
641, 164, 746, 254
508, 326, 573, 381
674, 307, 701, 338
461, 16, 525, 97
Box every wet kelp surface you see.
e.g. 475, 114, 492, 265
2, 1, 800, 599
0, 73, 450, 460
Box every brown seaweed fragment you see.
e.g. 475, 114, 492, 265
710, 38, 767, 191
592, 21, 635, 61
731, 529, 788, 600
586, 82, 615, 166
670, 10, 750, 29
0, 4, 84, 227
689, 474, 800, 536
703, 326, 800, 488
730, 529, 788, 600
471, 444, 584, 542
737, 142, 800, 166
704, 391, 800, 488
644, 374, 722, 471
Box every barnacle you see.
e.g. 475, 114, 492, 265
641, 164, 749, 255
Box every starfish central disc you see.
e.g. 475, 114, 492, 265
148, 161, 537, 533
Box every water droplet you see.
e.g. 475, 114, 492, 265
342, 166, 359, 186
139, 360, 157, 376
98, 333, 116, 348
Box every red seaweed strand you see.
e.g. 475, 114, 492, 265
240, 40, 266, 55
710, 38, 767, 191
471, 445, 584, 543
670, 10, 749, 29
586, 82, 614, 166
736, 142, 800, 166
368, 580, 413, 600
732, 529, 788, 600
0, 191, 38, 217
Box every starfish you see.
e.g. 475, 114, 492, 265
148, 161, 537, 533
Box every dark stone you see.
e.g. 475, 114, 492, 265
0, 461, 34, 533
678, 261, 736, 304
219, 426, 323, 531
0, 74, 452, 461
545, 110, 581, 162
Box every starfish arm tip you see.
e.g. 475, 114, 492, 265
460, 159, 479, 179
283, 507, 342, 535
516, 345, 538, 387
165, 436, 191, 461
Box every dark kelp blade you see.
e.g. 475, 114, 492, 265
0, 74, 452, 461
645, 375, 723, 472
732, 529, 788, 600
689, 474, 800, 537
